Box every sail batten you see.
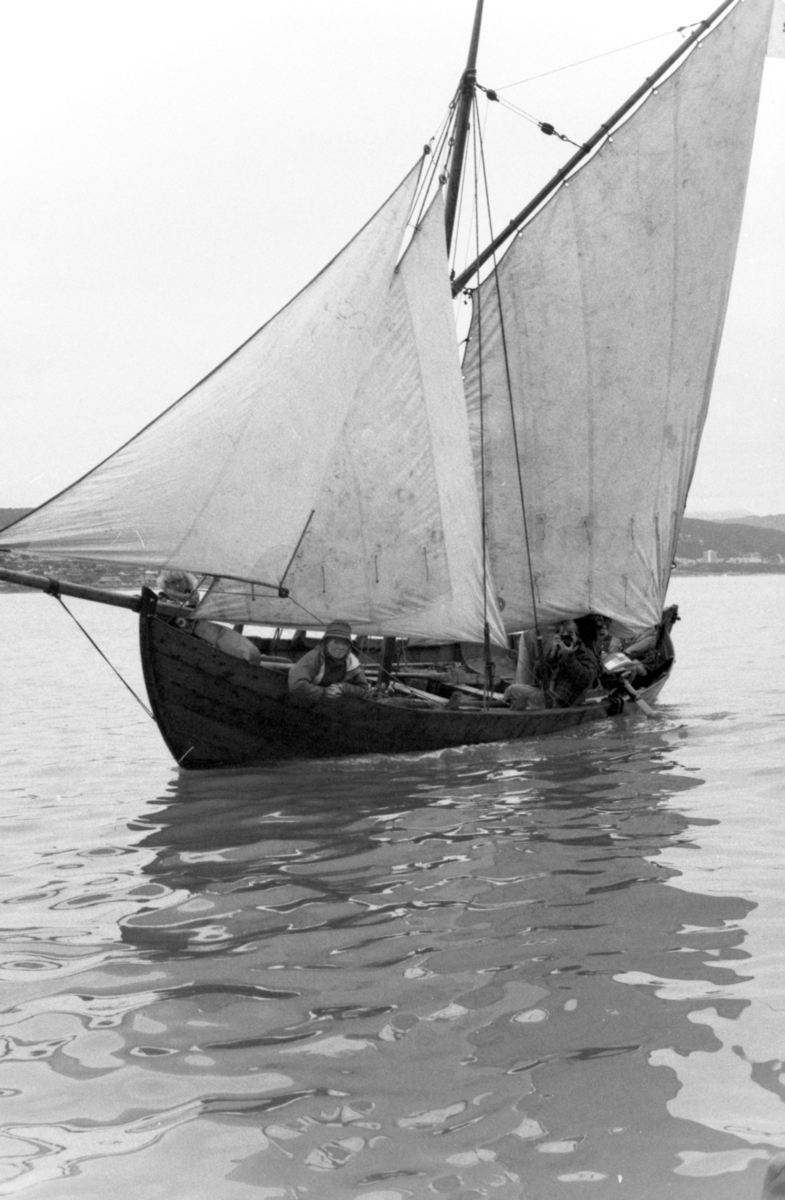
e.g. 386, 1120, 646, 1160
462, 0, 773, 634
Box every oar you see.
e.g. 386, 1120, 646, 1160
388, 680, 448, 707
619, 678, 655, 717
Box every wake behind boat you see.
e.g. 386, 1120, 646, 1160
1, 0, 778, 767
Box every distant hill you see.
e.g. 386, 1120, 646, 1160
0, 508, 32, 531
0, 507, 142, 591
677, 518, 785, 562
685, 511, 785, 534
720, 513, 785, 534
686, 509, 754, 521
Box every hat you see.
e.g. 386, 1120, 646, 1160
324, 620, 352, 641
157, 570, 199, 604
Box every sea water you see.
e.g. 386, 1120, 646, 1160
0, 576, 783, 1199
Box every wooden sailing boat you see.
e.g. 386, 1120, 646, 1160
0, 0, 778, 767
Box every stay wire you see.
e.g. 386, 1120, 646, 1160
479, 86, 581, 148
53, 595, 154, 720
472, 94, 545, 668
470, 115, 493, 707
411, 86, 466, 239
452, 92, 493, 285
447, 106, 474, 280
411, 104, 454, 233
497, 26, 696, 91
473, 23, 703, 155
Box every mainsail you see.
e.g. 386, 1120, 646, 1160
462, 0, 773, 633
2, 170, 505, 645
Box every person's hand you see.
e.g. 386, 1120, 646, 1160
620, 660, 646, 679
325, 683, 343, 698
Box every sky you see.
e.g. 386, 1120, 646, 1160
2, 0, 783, 516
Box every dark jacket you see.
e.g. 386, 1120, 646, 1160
524, 630, 598, 707
288, 645, 369, 707
543, 642, 598, 707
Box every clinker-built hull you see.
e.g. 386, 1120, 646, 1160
140, 608, 673, 769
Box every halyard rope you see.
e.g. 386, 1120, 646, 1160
471, 94, 544, 665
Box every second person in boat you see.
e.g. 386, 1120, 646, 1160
288, 621, 370, 707
505, 619, 599, 710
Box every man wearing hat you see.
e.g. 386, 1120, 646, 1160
288, 621, 370, 706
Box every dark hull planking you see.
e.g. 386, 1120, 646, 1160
140, 609, 673, 770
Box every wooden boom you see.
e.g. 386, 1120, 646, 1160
0, 564, 142, 612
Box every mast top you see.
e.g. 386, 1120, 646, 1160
444, 0, 485, 254
451, 0, 740, 292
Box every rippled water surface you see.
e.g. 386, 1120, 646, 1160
1, 576, 784, 1198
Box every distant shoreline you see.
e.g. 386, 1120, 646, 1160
3, 563, 784, 599
674, 563, 785, 576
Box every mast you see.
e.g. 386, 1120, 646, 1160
377, 0, 487, 687
444, 0, 485, 253
451, 0, 739, 293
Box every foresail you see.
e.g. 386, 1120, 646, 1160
199, 197, 507, 645
2, 170, 419, 580
462, 0, 772, 633
3, 166, 504, 645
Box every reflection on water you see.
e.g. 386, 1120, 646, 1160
2, 725, 775, 1198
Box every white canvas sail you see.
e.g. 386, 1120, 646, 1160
198, 197, 507, 644
770, 0, 785, 55
462, 0, 773, 634
2, 169, 505, 644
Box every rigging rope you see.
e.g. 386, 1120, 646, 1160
472, 22, 704, 152
477, 85, 581, 148
410, 104, 455, 234
449, 131, 472, 278
52, 594, 154, 720
470, 115, 494, 706
497, 26, 695, 91
451, 88, 493, 285
471, 93, 546, 678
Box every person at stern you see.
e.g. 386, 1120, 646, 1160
288, 621, 370, 706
